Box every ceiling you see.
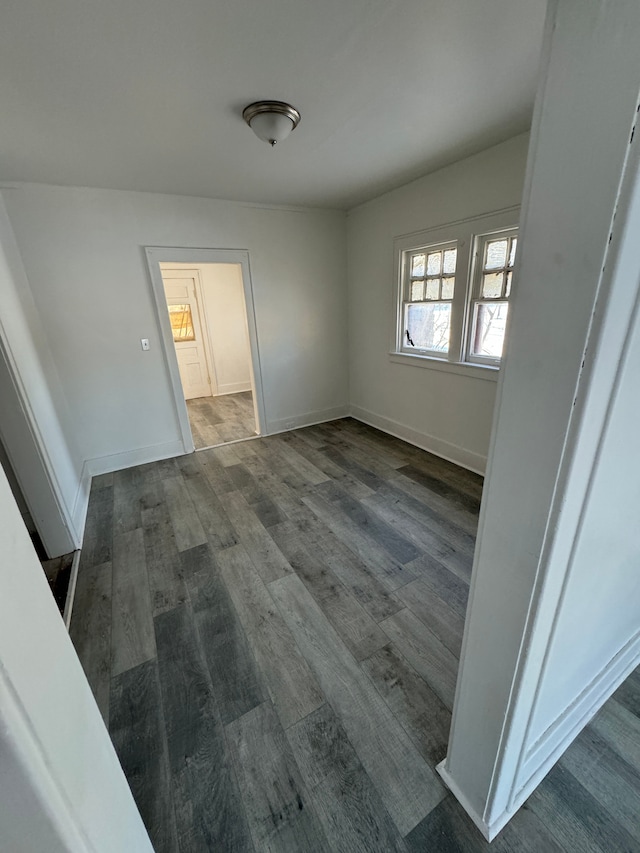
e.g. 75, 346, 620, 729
0, 0, 547, 210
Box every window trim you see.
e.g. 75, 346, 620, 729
391, 206, 520, 374
466, 228, 518, 366
399, 239, 458, 358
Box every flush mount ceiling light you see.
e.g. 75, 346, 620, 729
243, 101, 301, 147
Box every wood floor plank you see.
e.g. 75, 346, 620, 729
377, 480, 477, 557
186, 545, 266, 725
302, 491, 416, 591
81, 482, 113, 567
236, 450, 310, 519
269, 573, 446, 836
309, 440, 385, 493
404, 553, 470, 618
286, 703, 409, 852
154, 603, 255, 852
226, 702, 329, 852
223, 490, 293, 583
406, 794, 565, 853
364, 490, 473, 583
380, 608, 458, 710
285, 508, 404, 623
90, 470, 114, 489
361, 645, 451, 766
109, 659, 178, 853
395, 578, 466, 658
269, 521, 388, 661
178, 460, 240, 550
397, 464, 481, 515
211, 443, 245, 467
389, 468, 479, 536
198, 448, 239, 495
141, 488, 188, 617
69, 559, 112, 725
269, 435, 331, 486
111, 528, 156, 677
162, 475, 208, 553
559, 725, 640, 843
329, 420, 411, 469
588, 698, 640, 774
187, 392, 256, 450
316, 480, 421, 565
277, 431, 376, 501
218, 544, 324, 729
526, 762, 639, 853
225, 462, 272, 505
612, 666, 640, 719
406, 449, 484, 503
113, 466, 142, 535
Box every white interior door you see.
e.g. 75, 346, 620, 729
163, 273, 213, 400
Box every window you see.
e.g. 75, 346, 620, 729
402, 244, 457, 355
467, 230, 517, 364
392, 209, 519, 374
168, 304, 195, 341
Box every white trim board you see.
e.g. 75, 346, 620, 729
436, 761, 493, 841
84, 439, 185, 478
349, 404, 487, 474
216, 382, 252, 396
71, 464, 92, 543
267, 405, 350, 435
144, 247, 267, 454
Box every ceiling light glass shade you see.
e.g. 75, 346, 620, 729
243, 101, 301, 146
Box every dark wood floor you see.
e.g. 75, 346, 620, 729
187, 391, 256, 449
70, 419, 640, 852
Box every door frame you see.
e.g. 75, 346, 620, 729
145, 247, 266, 452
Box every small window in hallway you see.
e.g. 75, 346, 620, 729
168, 304, 195, 341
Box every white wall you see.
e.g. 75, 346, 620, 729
0, 434, 33, 529
1, 186, 348, 471
440, 0, 640, 839
346, 134, 529, 472
200, 263, 252, 395
161, 262, 253, 397
0, 465, 153, 852
0, 197, 85, 554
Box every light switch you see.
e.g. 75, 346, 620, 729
141, 338, 150, 351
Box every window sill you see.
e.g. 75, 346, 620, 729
389, 352, 500, 382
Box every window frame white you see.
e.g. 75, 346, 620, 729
399, 239, 459, 359
391, 206, 520, 378
466, 227, 518, 366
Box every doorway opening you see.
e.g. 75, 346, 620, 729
160, 261, 256, 448
146, 248, 266, 454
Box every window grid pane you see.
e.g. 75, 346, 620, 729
169, 304, 195, 341
472, 301, 508, 359
479, 234, 517, 299
405, 302, 451, 354
406, 246, 457, 304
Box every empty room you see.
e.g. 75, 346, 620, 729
1, 1, 640, 852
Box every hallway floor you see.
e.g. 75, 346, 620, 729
70, 419, 640, 852
187, 390, 256, 449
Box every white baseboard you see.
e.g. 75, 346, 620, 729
62, 549, 81, 631
349, 405, 487, 475
267, 405, 350, 435
436, 761, 493, 841
216, 382, 252, 396
70, 462, 92, 547
84, 439, 186, 478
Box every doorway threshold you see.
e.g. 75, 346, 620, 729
194, 433, 262, 452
